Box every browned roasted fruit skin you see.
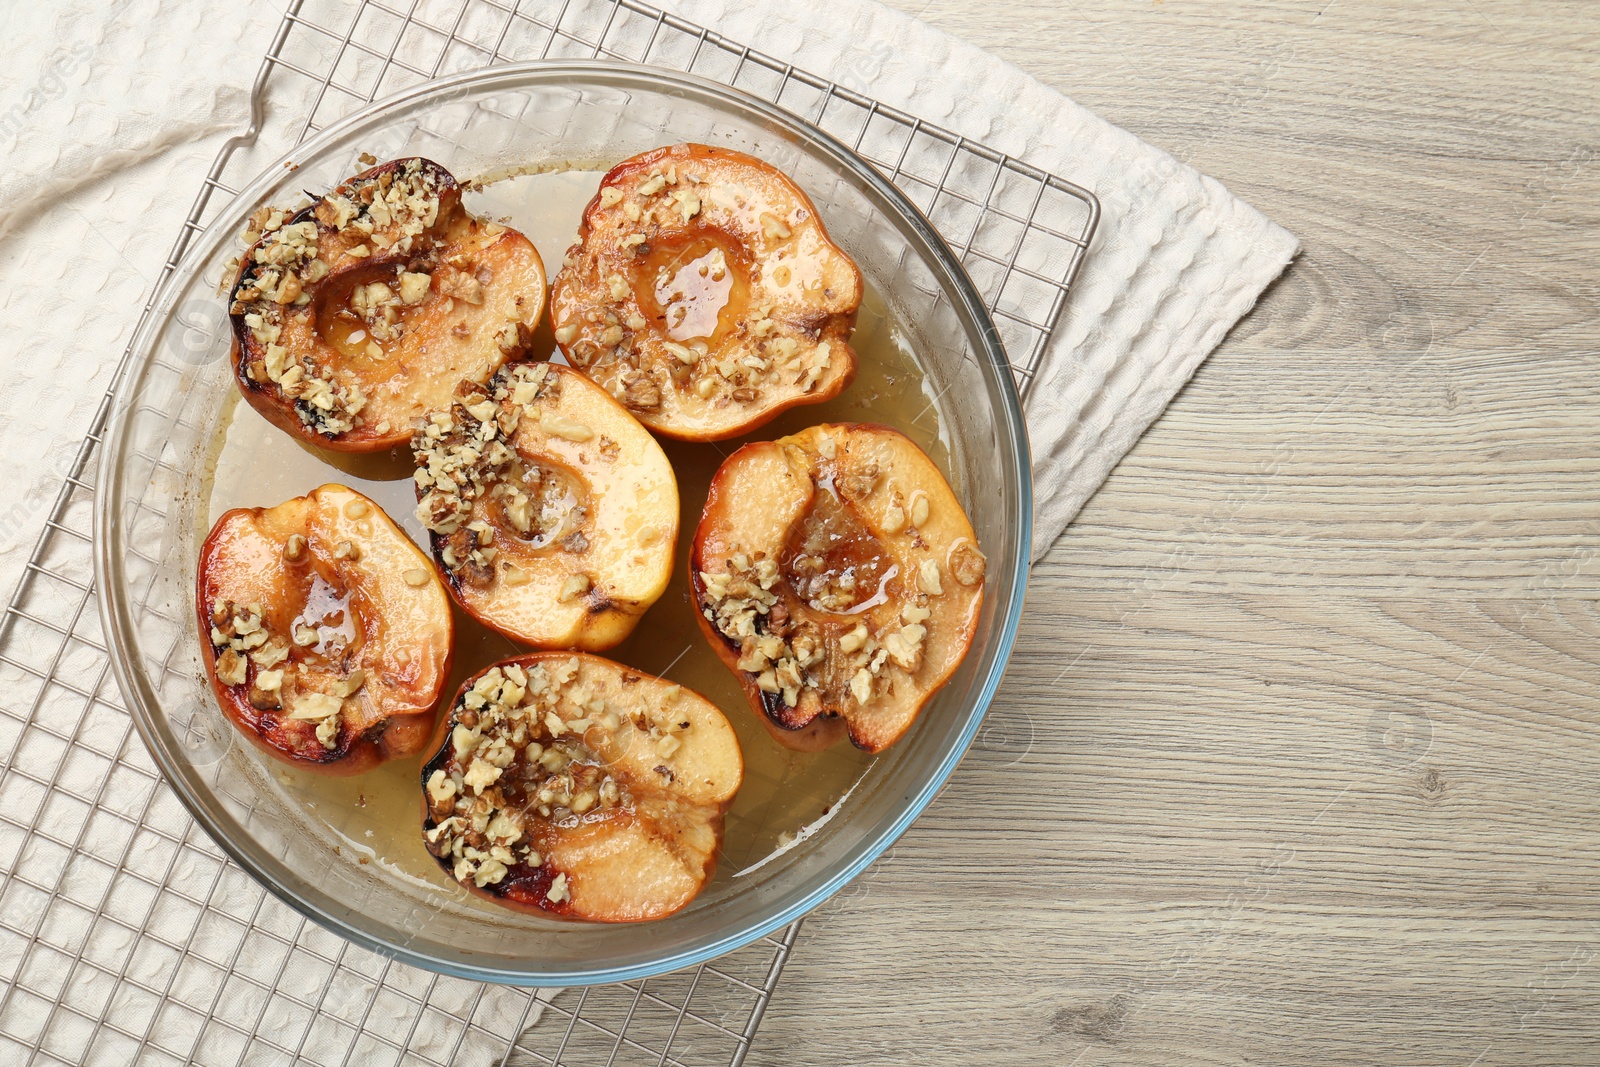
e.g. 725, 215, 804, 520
550, 143, 861, 441
229, 157, 547, 453
420, 652, 743, 922
690, 423, 985, 753
196, 484, 454, 774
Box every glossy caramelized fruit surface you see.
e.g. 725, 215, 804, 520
412, 362, 678, 651
229, 157, 546, 452
691, 423, 986, 753
421, 653, 743, 922
549, 144, 861, 441
196, 484, 454, 773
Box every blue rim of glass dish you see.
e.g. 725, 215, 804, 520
96, 60, 1034, 986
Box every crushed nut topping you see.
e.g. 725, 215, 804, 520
759, 211, 792, 240
233, 159, 450, 438
215, 648, 248, 687
423, 659, 648, 892
950, 540, 987, 587
206, 597, 368, 749
699, 454, 945, 710
909, 491, 930, 528
699, 552, 823, 709
671, 187, 702, 223
838, 462, 879, 501
622, 373, 663, 412
398, 271, 432, 305
289, 691, 343, 721
411, 364, 590, 586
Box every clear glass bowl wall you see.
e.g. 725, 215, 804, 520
97, 63, 1031, 985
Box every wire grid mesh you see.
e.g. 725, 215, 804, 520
0, 0, 1099, 1064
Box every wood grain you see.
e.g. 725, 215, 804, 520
747, 2, 1600, 1064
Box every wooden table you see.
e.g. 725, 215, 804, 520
749, 3, 1600, 1064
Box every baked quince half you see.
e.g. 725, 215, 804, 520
412, 362, 678, 650
229, 156, 546, 452
691, 424, 986, 753
197, 484, 454, 774
549, 144, 861, 441
421, 653, 743, 922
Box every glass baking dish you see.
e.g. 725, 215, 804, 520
95, 61, 1031, 985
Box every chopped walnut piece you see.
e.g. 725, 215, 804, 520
421, 657, 673, 903
248, 686, 281, 711
290, 692, 343, 721
215, 649, 247, 687
622, 375, 662, 411
838, 624, 868, 654
950, 541, 987, 586
546, 873, 570, 903
839, 463, 879, 500
671, 187, 701, 223
759, 212, 792, 240
232, 159, 461, 441
398, 271, 432, 304
334, 670, 367, 698
909, 491, 930, 528
427, 769, 457, 808
251, 636, 290, 670
663, 340, 698, 365
315, 714, 340, 749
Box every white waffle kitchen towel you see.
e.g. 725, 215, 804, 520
0, 0, 1295, 602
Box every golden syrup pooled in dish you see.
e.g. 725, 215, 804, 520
199, 166, 955, 906
639, 233, 751, 343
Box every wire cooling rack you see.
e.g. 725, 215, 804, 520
0, 0, 1098, 1064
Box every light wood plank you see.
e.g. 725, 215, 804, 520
749, 2, 1600, 1064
